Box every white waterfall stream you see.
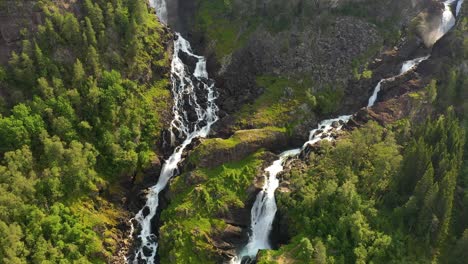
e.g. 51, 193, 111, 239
124, 0, 465, 263
128, 1, 218, 263
367, 55, 430, 108
149, 0, 168, 24
457, 0, 465, 16
236, 148, 301, 259
427, 0, 457, 45
232, 1, 464, 261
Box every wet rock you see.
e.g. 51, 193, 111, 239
177, 49, 198, 74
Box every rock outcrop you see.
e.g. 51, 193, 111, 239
189, 128, 291, 168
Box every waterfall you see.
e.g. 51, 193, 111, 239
149, 0, 168, 24
400, 55, 431, 74
233, 148, 301, 263
367, 81, 383, 107
456, 0, 464, 16
367, 55, 430, 107
304, 115, 352, 146
128, 1, 218, 263
230, 1, 466, 261
426, 0, 456, 45
369, 3, 458, 107
231, 59, 426, 264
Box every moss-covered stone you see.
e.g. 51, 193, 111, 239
189, 126, 287, 168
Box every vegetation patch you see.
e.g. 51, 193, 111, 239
158, 151, 265, 263
235, 76, 315, 129
259, 114, 466, 263
235, 76, 344, 130
195, 0, 259, 58
189, 127, 286, 167
0, 0, 171, 262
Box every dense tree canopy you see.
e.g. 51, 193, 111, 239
0, 0, 170, 262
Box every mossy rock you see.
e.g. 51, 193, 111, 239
189, 127, 288, 168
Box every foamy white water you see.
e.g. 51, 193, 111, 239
456, 0, 464, 16
129, 1, 218, 263
149, 0, 168, 24
367, 81, 383, 107
231, 114, 351, 264
367, 55, 430, 107
232, 149, 300, 263
305, 115, 352, 145
426, 0, 456, 45
400, 55, 431, 74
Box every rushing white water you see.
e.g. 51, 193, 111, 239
149, 0, 168, 24
231, 115, 351, 264
400, 55, 431, 74
305, 115, 352, 146
367, 55, 430, 107
129, 2, 218, 263
233, 148, 301, 262
369, 0, 467, 107
456, 0, 464, 16
426, 0, 456, 45
367, 81, 383, 107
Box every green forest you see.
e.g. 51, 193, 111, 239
0, 0, 170, 262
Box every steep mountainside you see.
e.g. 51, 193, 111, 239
0, 0, 173, 263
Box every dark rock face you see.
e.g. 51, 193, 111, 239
212, 16, 382, 114
163, 0, 430, 118
0, 2, 40, 64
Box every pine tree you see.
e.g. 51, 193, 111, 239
34, 43, 50, 78
72, 59, 86, 90
86, 46, 100, 77
84, 17, 97, 47
62, 13, 80, 44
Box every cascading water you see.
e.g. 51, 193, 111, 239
230, 115, 351, 264
427, 0, 456, 45
367, 55, 430, 108
234, 148, 301, 261
128, 1, 218, 264
456, 0, 465, 16
149, 0, 168, 24
231, 2, 465, 260
400, 55, 431, 74
367, 81, 383, 107
231, 58, 430, 264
